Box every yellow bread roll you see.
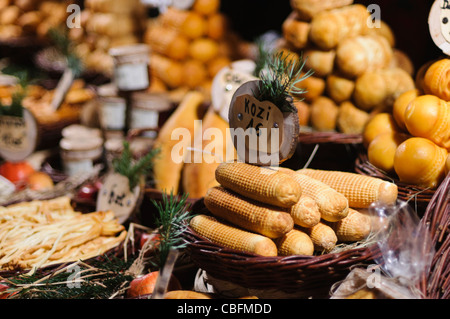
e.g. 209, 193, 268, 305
367, 19, 396, 47
404, 95, 450, 149
294, 99, 310, 126
149, 54, 184, 89
204, 186, 294, 238
215, 162, 302, 208
303, 222, 337, 252
275, 229, 314, 256
326, 73, 355, 103
423, 58, 450, 101
309, 96, 339, 132
368, 131, 410, 174
188, 38, 219, 62
304, 48, 336, 78
290, 0, 354, 21
353, 68, 415, 112
390, 49, 415, 76
336, 35, 393, 79
363, 113, 400, 148
330, 208, 371, 242
144, 23, 189, 60
336, 101, 370, 134
282, 12, 310, 50
298, 169, 398, 208
182, 59, 208, 89
289, 195, 321, 228
193, 0, 220, 16
182, 108, 234, 198
394, 137, 448, 189
309, 4, 370, 50
160, 7, 207, 39
190, 215, 278, 257
152, 91, 205, 194
392, 89, 420, 131
206, 13, 228, 40
293, 73, 326, 102
291, 172, 349, 222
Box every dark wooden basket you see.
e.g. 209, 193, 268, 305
298, 131, 363, 145
183, 199, 382, 298
355, 152, 437, 212
418, 172, 450, 299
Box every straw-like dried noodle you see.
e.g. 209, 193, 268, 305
0, 196, 126, 273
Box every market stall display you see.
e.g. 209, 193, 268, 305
0, 0, 448, 301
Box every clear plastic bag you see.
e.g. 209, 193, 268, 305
331, 200, 435, 299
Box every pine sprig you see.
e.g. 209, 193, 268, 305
3, 257, 135, 299
47, 27, 84, 77
0, 71, 28, 118
151, 192, 193, 269
112, 141, 160, 191
256, 51, 313, 113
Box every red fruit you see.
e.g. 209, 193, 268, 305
77, 183, 99, 200
0, 161, 35, 186
0, 283, 14, 299
127, 271, 181, 298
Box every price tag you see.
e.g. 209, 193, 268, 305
211, 59, 257, 122
96, 173, 142, 224
50, 68, 74, 111
429, 0, 450, 55
0, 109, 39, 162
228, 80, 299, 166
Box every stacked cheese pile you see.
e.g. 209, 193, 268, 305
364, 58, 450, 189
190, 162, 398, 257
143, 0, 245, 95
69, 0, 147, 76
280, 0, 415, 134
0, 0, 69, 40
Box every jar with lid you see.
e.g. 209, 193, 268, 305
109, 44, 151, 92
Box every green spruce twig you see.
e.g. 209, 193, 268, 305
0, 70, 29, 118
47, 27, 84, 77
2, 257, 135, 299
151, 192, 193, 269
256, 50, 314, 113
112, 141, 160, 191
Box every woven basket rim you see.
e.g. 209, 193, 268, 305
298, 130, 363, 144
417, 172, 450, 299
355, 151, 437, 205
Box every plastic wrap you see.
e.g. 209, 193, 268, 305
331, 200, 435, 299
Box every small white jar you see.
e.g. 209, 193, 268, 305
109, 44, 150, 91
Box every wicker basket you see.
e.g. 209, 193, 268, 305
418, 172, 450, 299
184, 199, 382, 298
299, 131, 363, 145
355, 151, 437, 212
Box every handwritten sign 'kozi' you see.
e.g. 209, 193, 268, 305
96, 173, 142, 224
228, 80, 299, 166
0, 109, 38, 162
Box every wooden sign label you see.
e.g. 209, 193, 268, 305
0, 109, 38, 162
228, 80, 300, 166
429, 0, 450, 55
96, 173, 142, 224
232, 94, 283, 155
